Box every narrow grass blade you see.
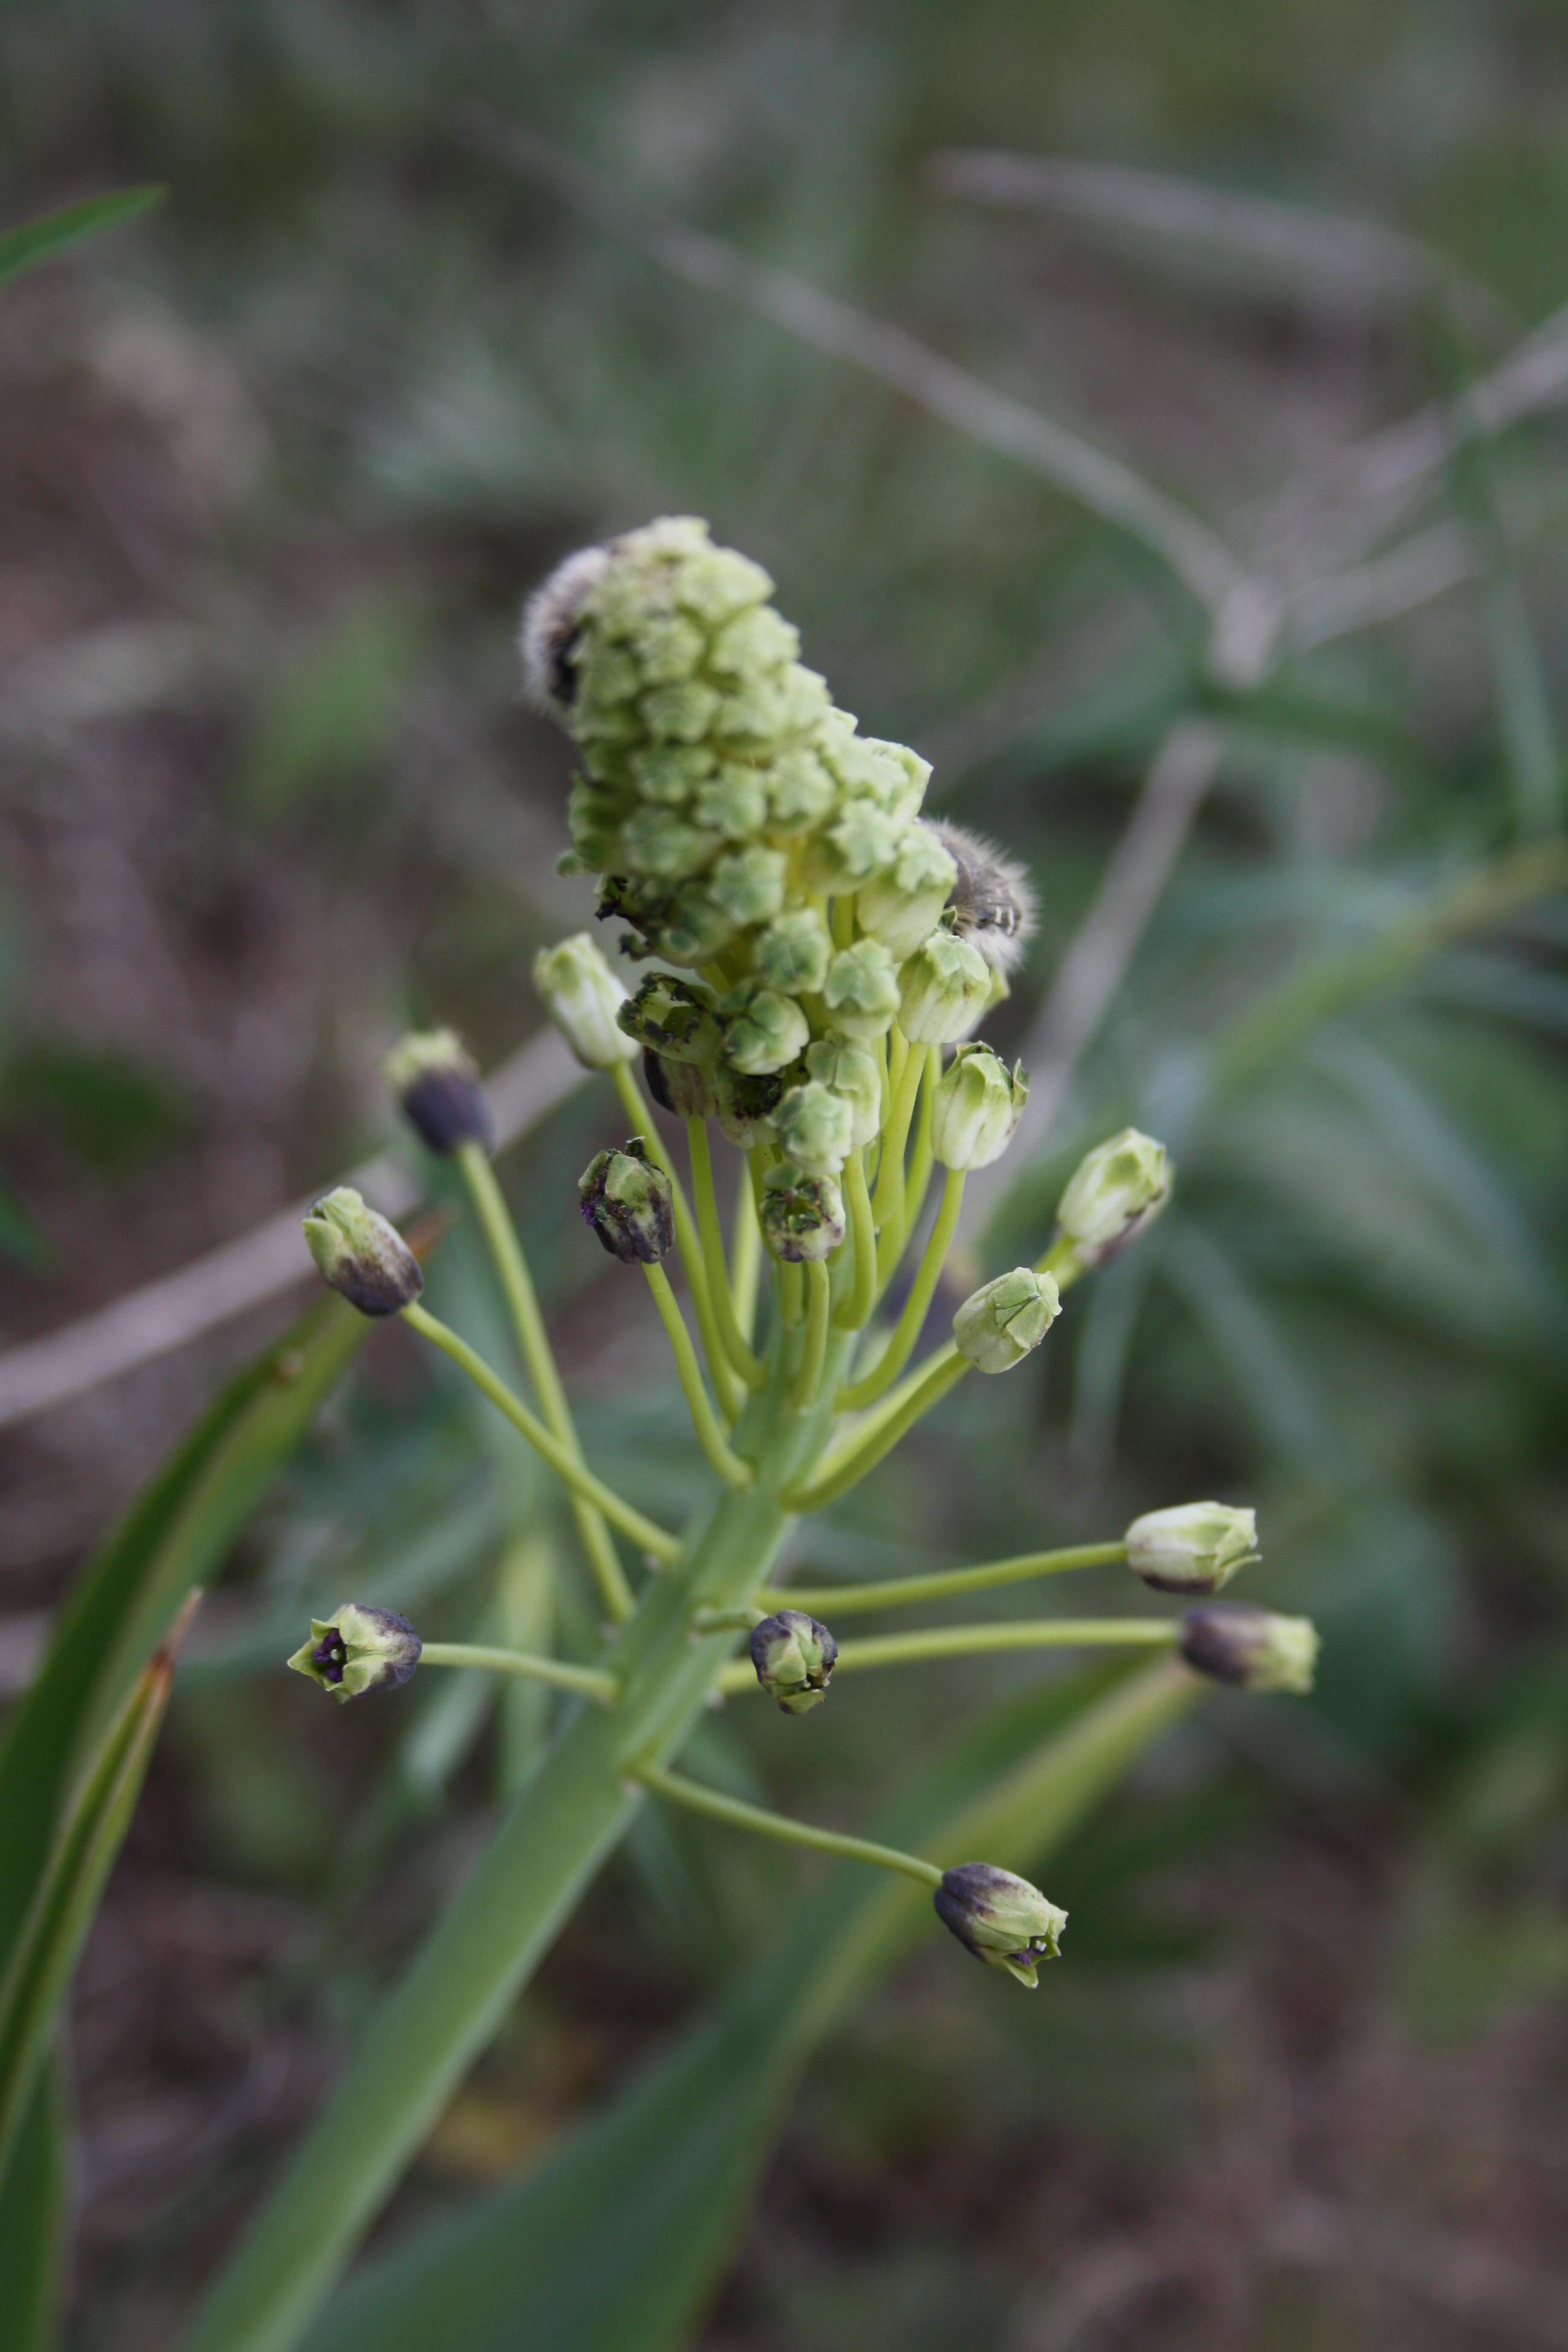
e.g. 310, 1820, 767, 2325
0, 1601, 192, 2187
0, 1296, 367, 1981
0, 188, 165, 289
307, 1658, 1197, 2352
0, 2057, 68, 2352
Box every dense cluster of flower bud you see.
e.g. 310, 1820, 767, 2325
524, 517, 1036, 1249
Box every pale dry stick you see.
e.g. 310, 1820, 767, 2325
455, 109, 1253, 622
0, 1025, 587, 1432
930, 149, 1508, 332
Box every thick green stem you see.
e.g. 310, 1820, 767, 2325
791, 1261, 831, 1411
642, 1265, 755, 1487
180, 1339, 857, 2352
778, 1259, 805, 1327
633, 1762, 941, 1887
784, 1349, 969, 1513
839, 1167, 965, 1412
456, 1144, 633, 1621
613, 1063, 744, 1420
834, 1148, 877, 1331
686, 1119, 766, 1390
719, 1616, 1178, 1691
419, 1644, 619, 1703
401, 1303, 682, 1566
773, 1541, 1129, 1616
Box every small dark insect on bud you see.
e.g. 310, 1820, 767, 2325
384, 1030, 494, 1156
1179, 1604, 1319, 1694
302, 1189, 423, 1316
518, 543, 612, 724
287, 1603, 422, 1702
578, 1137, 676, 1264
922, 820, 1038, 976
933, 1863, 1067, 1989
750, 1609, 838, 1714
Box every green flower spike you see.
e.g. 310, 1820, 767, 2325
934, 1863, 1068, 1989
288, 1603, 422, 1703
952, 1267, 1060, 1373
897, 927, 993, 1044
384, 1030, 494, 1157
532, 933, 640, 1071
930, 1043, 1027, 1172
302, 1188, 423, 1317
578, 1138, 676, 1265
760, 1165, 846, 1263
1055, 1127, 1172, 1269
1126, 1502, 1260, 1595
749, 1609, 838, 1713
1179, 1604, 1319, 1694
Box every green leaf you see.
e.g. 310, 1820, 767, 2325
0, 187, 165, 290
0, 1295, 367, 1984
0, 2057, 68, 2352
309, 1657, 1197, 2352
0, 1619, 185, 2184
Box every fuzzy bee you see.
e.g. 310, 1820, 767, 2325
518, 543, 611, 724
922, 819, 1037, 976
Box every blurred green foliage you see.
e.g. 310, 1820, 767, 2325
2, 1, 1568, 2345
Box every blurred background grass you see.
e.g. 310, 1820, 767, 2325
2, 3, 1567, 2347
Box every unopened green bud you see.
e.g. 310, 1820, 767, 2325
287, 1603, 422, 1702
772, 1080, 854, 1178
383, 1030, 494, 1157
533, 935, 640, 1071
720, 981, 811, 1077
691, 761, 769, 838
802, 798, 903, 893
619, 806, 720, 881
749, 1608, 838, 1713
933, 1863, 1067, 1989
644, 1048, 716, 1122
707, 844, 787, 927
1055, 1128, 1172, 1269
898, 928, 992, 1044
760, 1165, 846, 1263
713, 1065, 785, 1149
303, 1189, 423, 1316
1126, 1502, 1259, 1595
1179, 1604, 1319, 1694
616, 973, 722, 1066
578, 1137, 675, 1264
822, 939, 901, 1041
952, 1266, 1060, 1373
930, 1043, 1027, 1172
765, 746, 837, 834
856, 825, 958, 961
806, 1034, 881, 1148
754, 906, 832, 995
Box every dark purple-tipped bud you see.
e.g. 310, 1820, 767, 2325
287, 1603, 422, 1702
302, 1188, 423, 1316
644, 1047, 715, 1121
578, 1137, 675, 1264
384, 1030, 495, 1155
933, 1863, 1067, 1988
1179, 1604, 1319, 1693
616, 972, 722, 1066
749, 1609, 838, 1714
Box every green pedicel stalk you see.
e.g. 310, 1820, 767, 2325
791, 1261, 831, 1412
641, 1264, 754, 1487
785, 1348, 970, 1514
632, 1762, 942, 1887
835, 1148, 877, 1332
456, 1143, 633, 1621
418, 1644, 619, 1703
181, 1332, 860, 2352
685, 1118, 767, 1390
399, 1303, 682, 1566
612, 1062, 744, 1422
838, 1167, 965, 1411
774, 1541, 1130, 1616
717, 1618, 1179, 1694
